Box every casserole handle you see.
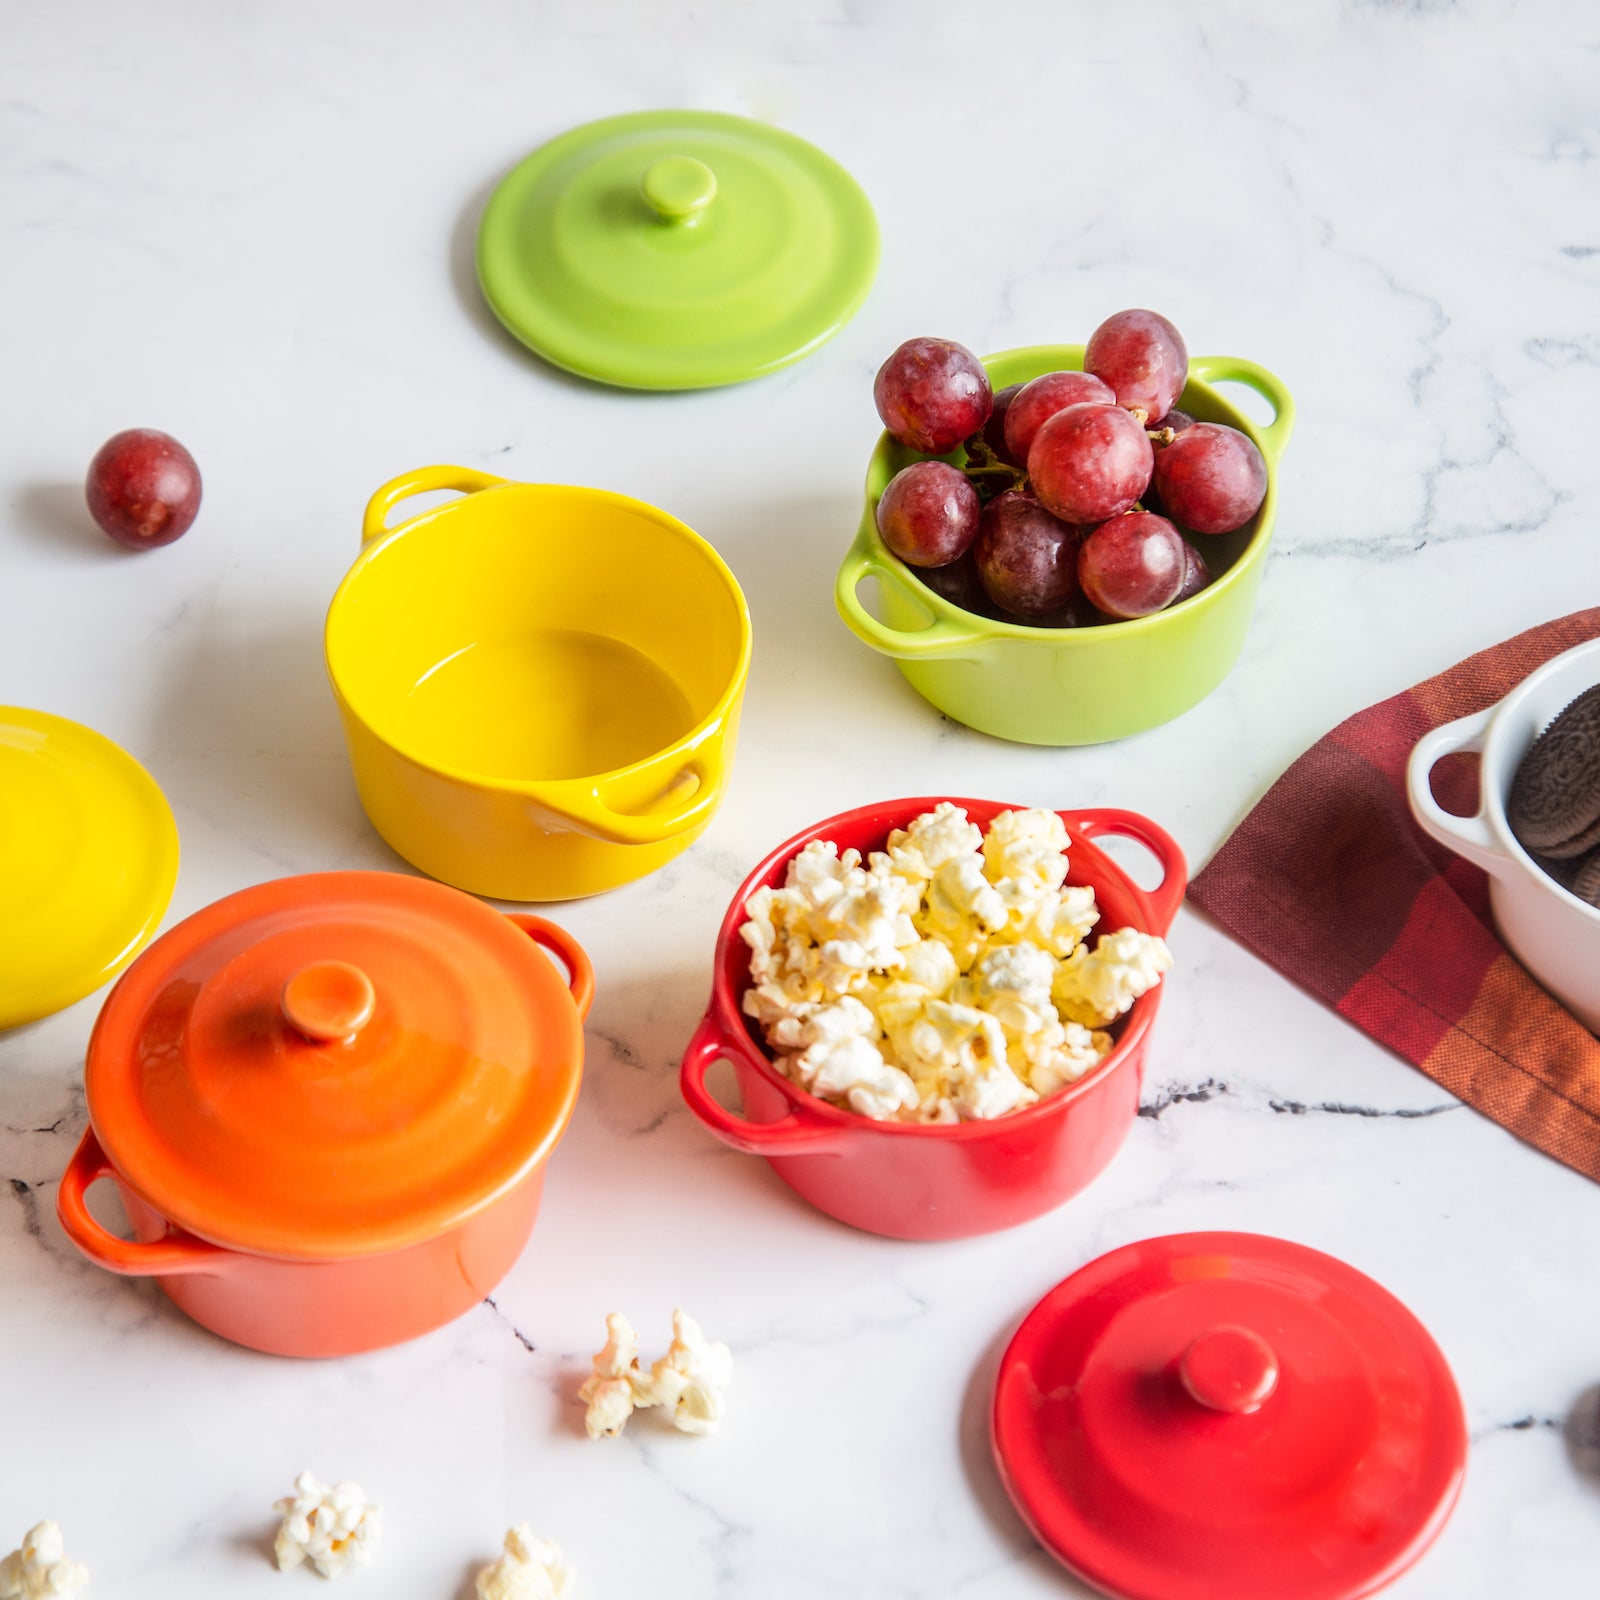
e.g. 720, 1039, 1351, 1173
360, 464, 508, 544
1405, 706, 1509, 876
534, 754, 727, 847
1071, 809, 1189, 934
506, 914, 596, 1020
57, 1128, 228, 1277
1188, 356, 1296, 463
680, 1016, 852, 1156
835, 534, 991, 661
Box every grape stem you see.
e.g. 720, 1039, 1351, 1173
959, 431, 1028, 504
1146, 426, 1176, 446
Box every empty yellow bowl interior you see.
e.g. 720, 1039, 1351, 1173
328, 485, 747, 785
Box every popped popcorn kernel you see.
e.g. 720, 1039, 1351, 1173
578, 1312, 656, 1439
475, 1526, 571, 1600
1, 1522, 88, 1599
273, 1472, 380, 1580
1053, 928, 1174, 1028
644, 1309, 734, 1436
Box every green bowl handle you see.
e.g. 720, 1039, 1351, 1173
835, 537, 990, 661
360, 465, 508, 544
1188, 356, 1296, 462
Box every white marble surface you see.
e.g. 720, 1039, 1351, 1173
3, 0, 1599, 1593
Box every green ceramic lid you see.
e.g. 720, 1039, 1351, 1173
476, 110, 880, 391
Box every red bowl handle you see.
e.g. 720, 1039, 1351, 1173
57, 1127, 229, 1278
507, 914, 596, 1021
1069, 809, 1188, 934
680, 1015, 852, 1156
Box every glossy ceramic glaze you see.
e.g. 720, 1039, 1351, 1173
835, 348, 1295, 745
1408, 636, 1600, 1033
477, 109, 880, 390
57, 872, 594, 1357
0, 707, 179, 1030
679, 798, 1186, 1240
327, 468, 751, 901
991, 1232, 1468, 1600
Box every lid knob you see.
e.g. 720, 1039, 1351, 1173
640, 156, 718, 223
1179, 1326, 1279, 1415
281, 960, 376, 1044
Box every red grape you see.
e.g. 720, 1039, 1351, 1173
1003, 370, 1116, 466
873, 338, 992, 455
1027, 403, 1154, 525
1084, 309, 1188, 423
1151, 407, 1194, 441
1152, 422, 1267, 535
1174, 539, 1211, 602
974, 490, 1080, 619
916, 550, 996, 617
983, 383, 1024, 465
85, 429, 201, 549
1078, 512, 1186, 619
875, 460, 981, 567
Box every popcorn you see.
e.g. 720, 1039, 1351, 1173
885, 801, 984, 879
273, 1472, 380, 1580
1025, 1021, 1114, 1097
901, 936, 959, 997
1, 1523, 88, 1599
737, 806, 1172, 1124
578, 1313, 653, 1439
900, 999, 1037, 1120
918, 856, 1008, 970
773, 997, 917, 1120
645, 1309, 734, 1436
1053, 928, 1174, 1027
580, 1311, 731, 1438
475, 1527, 572, 1600
984, 807, 1071, 896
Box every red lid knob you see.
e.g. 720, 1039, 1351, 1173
1179, 1325, 1280, 1414
281, 960, 376, 1043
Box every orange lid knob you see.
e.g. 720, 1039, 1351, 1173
1180, 1326, 1279, 1415
281, 960, 376, 1043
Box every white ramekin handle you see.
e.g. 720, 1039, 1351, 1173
1405, 705, 1513, 876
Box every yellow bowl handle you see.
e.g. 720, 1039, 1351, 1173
534, 754, 727, 848
361, 465, 508, 544
835, 530, 990, 661
1187, 356, 1296, 463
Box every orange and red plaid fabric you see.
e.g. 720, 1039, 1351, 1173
1189, 608, 1600, 1184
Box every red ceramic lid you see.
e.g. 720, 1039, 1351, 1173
991, 1232, 1466, 1600
84, 872, 591, 1260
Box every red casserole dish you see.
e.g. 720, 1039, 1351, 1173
680, 799, 1185, 1239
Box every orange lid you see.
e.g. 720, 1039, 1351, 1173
84, 872, 591, 1260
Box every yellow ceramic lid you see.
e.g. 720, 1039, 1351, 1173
0, 708, 178, 1030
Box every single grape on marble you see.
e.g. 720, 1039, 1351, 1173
85, 428, 202, 550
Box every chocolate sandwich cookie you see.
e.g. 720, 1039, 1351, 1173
1571, 850, 1600, 908
1507, 683, 1600, 858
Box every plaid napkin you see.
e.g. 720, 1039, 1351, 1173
1189, 608, 1600, 1184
